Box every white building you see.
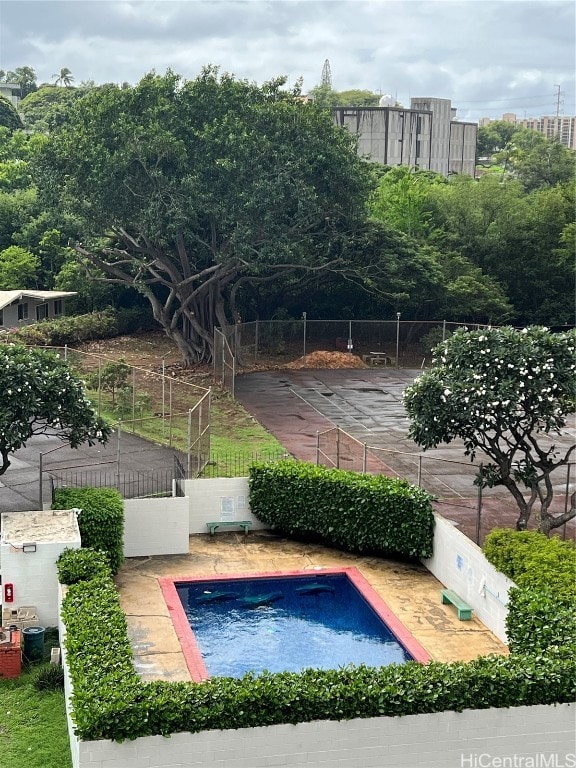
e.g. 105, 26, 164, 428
480, 113, 576, 150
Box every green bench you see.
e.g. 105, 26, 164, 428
207, 521, 252, 535
441, 588, 473, 620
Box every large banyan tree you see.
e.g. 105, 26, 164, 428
35, 68, 373, 364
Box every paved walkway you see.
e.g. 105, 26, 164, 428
117, 533, 507, 683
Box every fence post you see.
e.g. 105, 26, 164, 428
336, 426, 340, 469
563, 463, 572, 540
168, 377, 173, 447
231, 353, 236, 399
38, 452, 43, 510
396, 313, 401, 368
316, 431, 320, 465
187, 409, 193, 478
255, 320, 259, 362
131, 366, 136, 433
161, 359, 166, 437
302, 312, 307, 359
97, 359, 102, 417
442, 319, 447, 342
362, 443, 367, 474
417, 454, 422, 487
476, 463, 483, 545
116, 420, 122, 491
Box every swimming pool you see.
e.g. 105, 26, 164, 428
160, 568, 430, 680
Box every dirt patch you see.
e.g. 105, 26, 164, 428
283, 350, 368, 370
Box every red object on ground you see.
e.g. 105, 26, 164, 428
0, 628, 22, 678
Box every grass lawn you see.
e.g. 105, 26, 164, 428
0, 639, 72, 768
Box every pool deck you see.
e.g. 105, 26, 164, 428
116, 531, 507, 682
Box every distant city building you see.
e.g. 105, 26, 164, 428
480, 113, 576, 150
333, 97, 477, 177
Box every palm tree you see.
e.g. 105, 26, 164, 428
52, 68, 74, 87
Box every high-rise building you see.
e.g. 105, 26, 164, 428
480, 113, 576, 150
333, 97, 477, 177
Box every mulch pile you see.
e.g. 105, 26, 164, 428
283, 351, 368, 370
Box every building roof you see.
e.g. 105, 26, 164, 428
0, 290, 77, 312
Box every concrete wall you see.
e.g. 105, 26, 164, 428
184, 477, 268, 535
423, 514, 515, 643
123, 497, 190, 557
2, 538, 80, 626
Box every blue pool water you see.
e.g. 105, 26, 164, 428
176, 573, 413, 678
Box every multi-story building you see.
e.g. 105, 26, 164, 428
333, 97, 477, 177
480, 113, 576, 150
0, 83, 21, 106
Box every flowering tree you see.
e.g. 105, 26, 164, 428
0, 345, 110, 475
403, 326, 576, 534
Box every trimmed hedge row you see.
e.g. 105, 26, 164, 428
60, 553, 576, 742
249, 460, 435, 559
483, 529, 576, 653
57, 547, 111, 585
53, 487, 124, 575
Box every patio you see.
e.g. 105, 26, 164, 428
116, 530, 507, 683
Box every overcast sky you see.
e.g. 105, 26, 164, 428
1, 0, 574, 122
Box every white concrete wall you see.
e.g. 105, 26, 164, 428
63, 679, 576, 768
2, 538, 80, 626
422, 513, 515, 643
123, 497, 190, 557
184, 477, 269, 535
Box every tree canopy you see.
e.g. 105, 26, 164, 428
0, 345, 110, 476
35, 68, 374, 364
403, 326, 576, 534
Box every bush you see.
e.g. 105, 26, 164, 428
57, 547, 111, 585
249, 460, 435, 559
53, 487, 124, 574
31, 663, 65, 692
483, 529, 576, 652
3, 309, 119, 346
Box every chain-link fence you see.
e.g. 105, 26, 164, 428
50, 346, 211, 477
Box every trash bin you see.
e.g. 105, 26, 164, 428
22, 626, 45, 662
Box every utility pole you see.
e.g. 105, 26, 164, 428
554, 84, 562, 117
321, 59, 332, 89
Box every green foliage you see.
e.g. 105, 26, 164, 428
3, 308, 119, 346
85, 359, 130, 405
0, 244, 40, 288
248, 460, 435, 558
31, 663, 65, 692
60, 566, 576, 741
483, 529, 576, 653
404, 327, 576, 532
56, 546, 111, 585
0, 95, 24, 131
0, 344, 110, 476
53, 487, 124, 574
35, 68, 373, 364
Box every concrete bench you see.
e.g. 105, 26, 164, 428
441, 588, 472, 620
207, 521, 252, 535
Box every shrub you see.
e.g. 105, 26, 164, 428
249, 460, 435, 559
4, 309, 119, 347
53, 487, 124, 574
483, 529, 576, 652
31, 663, 65, 692
57, 547, 111, 585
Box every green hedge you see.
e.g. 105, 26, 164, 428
60, 566, 576, 742
3, 309, 119, 346
248, 461, 435, 559
57, 547, 111, 585
53, 487, 124, 575
483, 529, 576, 653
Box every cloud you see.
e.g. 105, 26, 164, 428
1, 0, 574, 120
